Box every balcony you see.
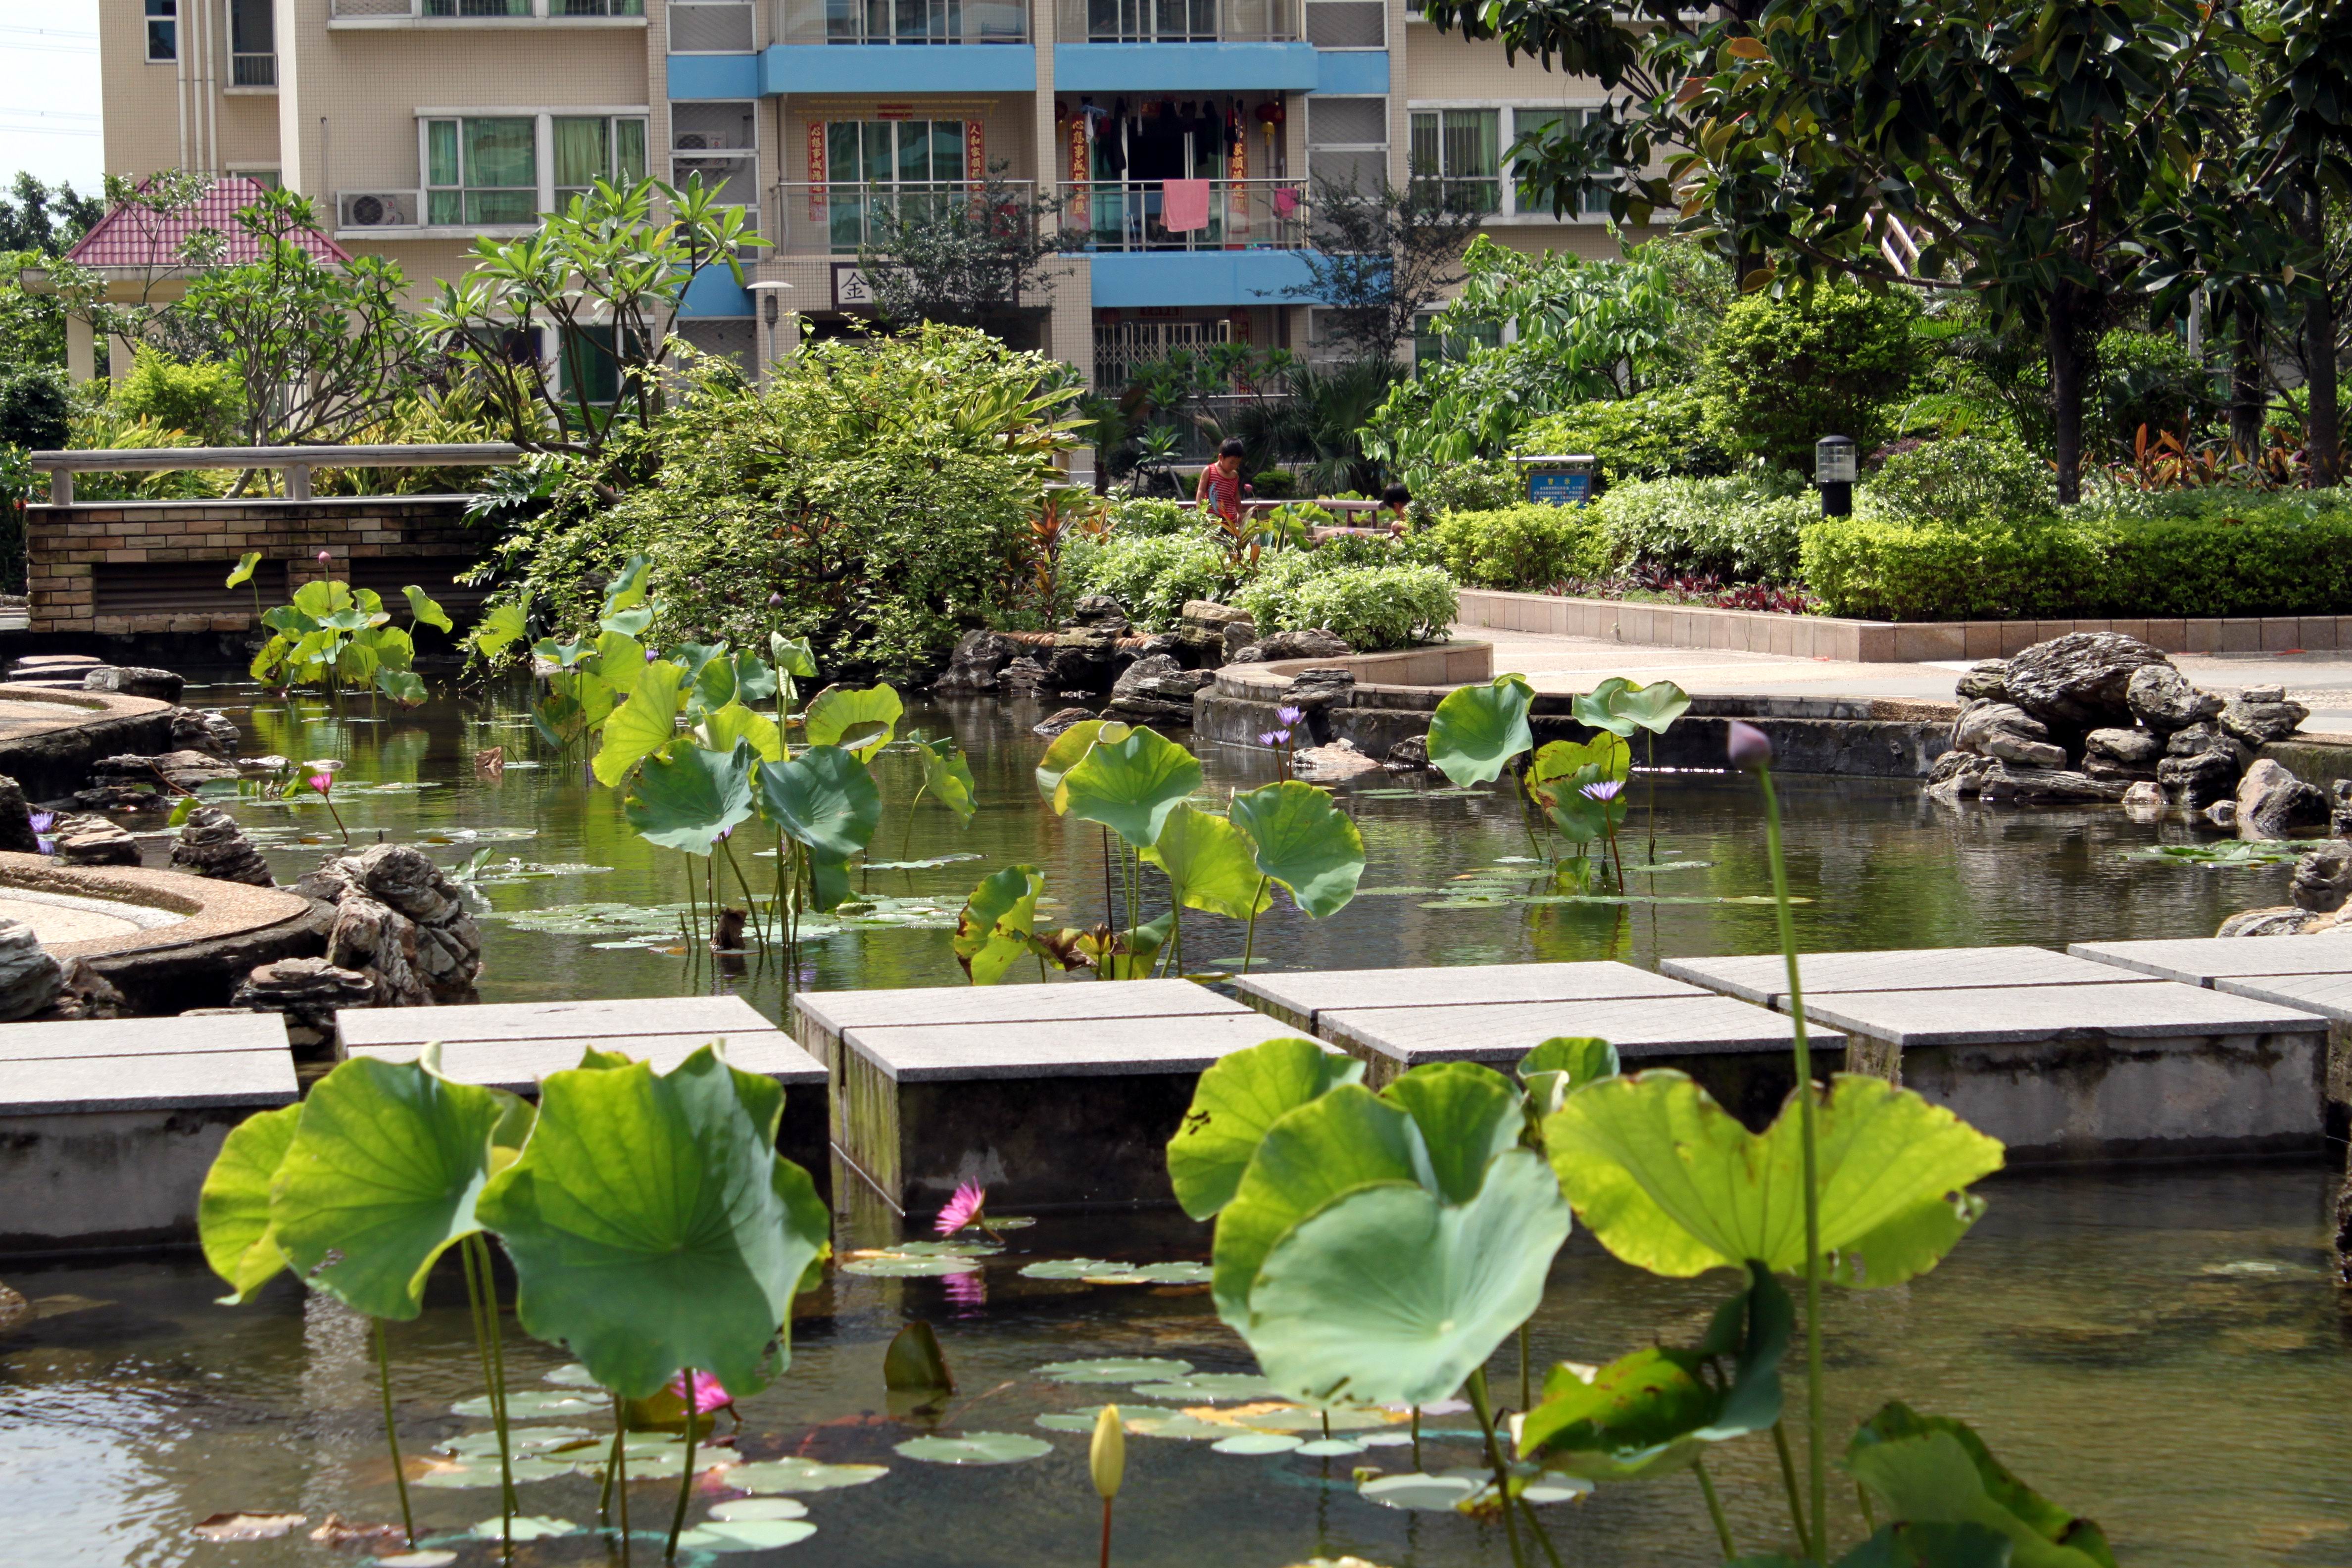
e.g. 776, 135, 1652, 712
1055, 179, 1307, 252
775, 180, 1035, 256
1056, 0, 1294, 42
775, 0, 1027, 45
230, 51, 276, 86
758, 0, 1035, 93
1051, 0, 1317, 91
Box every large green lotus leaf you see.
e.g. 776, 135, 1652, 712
1518, 1036, 1619, 1119
467, 594, 532, 660
198, 1102, 302, 1305
1228, 781, 1366, 919
270, 1055, 505, 1321
1612, 679, 1692, 735
1378, 1063, 1522, 1204
729, 652, 780, 704
802, 684, 903, 761
1544, 1072, 2005, 1286
1572, 677, 1641, 738
403, 585, 454, 635
1847, 1404, 2114, 1568
1244, 1150, 1571, 1408
952, 864, 1045, 985
1530, 735, 1630, 804
1211, 1084, 1420, 1323
375, 669, 428, 707
1035, 719, 1127, 808
476, 1047, 827, 1400
913, 736, 979, 825
592, 659, 686, 786
1143, 803, 1271, 922
567, 668, 616, 732
702, 702, 784, 763
226, 550, 262, 590
1167, 1036, 1362, 1221
1425, 675, 1534, 786
1060, 725, 1202, 850
625, 739, 756, 856
602, 552, 652, 618
769, 634, 818, 680
757, 745, 882, 861
1736, 1524, 2018, 1568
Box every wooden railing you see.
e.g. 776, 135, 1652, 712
25, 444, 523, 506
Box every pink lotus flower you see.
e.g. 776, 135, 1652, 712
307, 773, 335, 796
934, 1181, 986, 1236
671, 1370, 733, 1415
315, 550, 332, 564
1727, 720, 1774, 771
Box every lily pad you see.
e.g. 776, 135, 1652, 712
441, 1426, 593, 1457
893, 1432, 1053, 1466
886, 1240, 1002, 1258
1018, 1258, 1126, 1280
1233, 1405, 1397, 1434
1035, 1405, 1180, 1433
727, 1459, 888, 1494
452, 1389, 601, 1418
544, 1363, 602, 1388
1034, 1357, 1195, 1383
1212, 1433, 1302, 1455
1359, 1471, 1481, 1511
708, 1498, 810, 1522
864, 853, 985, 871
1128, 1373, 1282, 1401
378, 1554, 458, 1568
1295, 1438, 1367, 1457
839, 1254, 981, 1277
415, 1457, 578, 1488
468, 1516, 576, 1540
675, 1520, 818, 1553
1120, 1411, 1237, 1442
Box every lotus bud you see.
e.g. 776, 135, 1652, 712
767, 591, 784, 608
315, 550, 332, 564
1726, 720, 1774, 771
1089, 1404, 1125, 1501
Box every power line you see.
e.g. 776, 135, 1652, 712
0, 25, 100, 38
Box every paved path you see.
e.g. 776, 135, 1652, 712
1462, 623, 2352, 731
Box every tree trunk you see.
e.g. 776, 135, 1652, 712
2301, 181, 2342, 487
2229, 300, 2266, 457
2046, 291, 2090, 505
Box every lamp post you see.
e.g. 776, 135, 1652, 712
746, 280, 796, 381
1814, 434, 1857, 518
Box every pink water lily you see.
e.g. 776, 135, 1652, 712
307, 773, 335, 796
935, 1181, 986, 1236
671, 1370, 733, 1415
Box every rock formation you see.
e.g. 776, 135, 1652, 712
0, 774, 38, 853
1384, 734, 1430, 771
2125, 665, 2221, 733
1104, 654, 1214, 725
1033, 706, 1096, 738
294, 844, 480, 1004
2001, 632, 2170, 731
0, 919, 65, 1020
1232, 628, 1354, 663
231, 957, 379, 1050
2290, 842, 2352, 914
170, 806, 275, 887
1289, 738, 1384, 782
2234, 758, 2331, 840
169, 707, 243, 758
82, 665, 185, 702
2220, 685, 2310, 745
931, 630, 1023, 694
50, 816, 141, 866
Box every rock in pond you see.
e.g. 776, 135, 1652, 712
1954, 660, 2010, 701
2291, 842, 2352, 914
2125, 665, 2222, 733
1384, 734, 1430, 771
170, 805, 275, 887
295, 844, 480, 1004
82, 665, 185, 703
2003, 632, 2171, 731
170, 707, 242, 758
1952, 702, 2064, 769
1033, 706, 1096, 738
997, 656, 1049, 697
51, 815, 142, 866
1104, 654, 1213, 725
2235, 758, 2330, 840
931, 630, 1024, 694
1290, 738, 1385, 783
2220, 686, 2309, 745
231, 956, 378, 1049
1975, 763, 2129, 802
0, 773, 38, 853
1234, 628, 1353, 662
2156, 746, 2240, 809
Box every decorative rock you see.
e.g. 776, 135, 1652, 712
1954, 660, 2010, 702
0, 774, 37, 853
1068, 594, 1129, 630
1289, 739, 1386, 782
1384, 734, 1429, 771
1104, 655, 1212, 725
1924, 752, 1994, 802
82, 665, 185, 703
46, 957, 127, 1021
1043, 631, 1124, 695
50, 815, 142, 866
997, 657, 1049, 697
1952, 702, 2064, 768
2157, 748, 2240, 808
2125, 665, 2222, 733
231, 956, 378, 1049
1181, 599, 1252, 628
69, 784, 167, 813
294, 844, 479, 1003
1242, 628, 1353, 662
170, 805, 275, 887
1222, 618, 1259, 662
326, 895, 428, 1007
2121, 781, 2167, 818
2291, 842, 2352, 913
2234, 758, 2330, 840
1975, 763, 2129, 802
169, 707, 241, 758
1283, 667, 1358, 706
2220, 691, 2309, 745
92, 749, 240, 790
0, 918, 65, 1021
2333, 780, 2352, 839
2002, 633, 2170, 730
2216, 906, 2323, 938
2204, 799, 2239, 829
930, 630, 1023, 695
1132, 632, 1182, 661
1032, 706, 1096, 738
2084, 728, 2162, 766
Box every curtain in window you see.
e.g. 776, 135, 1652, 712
614, 119, 647, 183
465, 117, 537, 223
554, 117, 610, 202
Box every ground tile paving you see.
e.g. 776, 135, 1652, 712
1662, 946, 2149, 1008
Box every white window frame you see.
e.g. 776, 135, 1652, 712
1405, 99, 1615, 224
146, 0, 178, 61
415, 107, 652, 233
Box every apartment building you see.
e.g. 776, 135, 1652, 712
97, 0, 1657, 389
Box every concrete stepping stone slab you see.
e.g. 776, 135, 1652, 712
2066, 932, 2352, 987
1797, 980, 2329, 1164
793, 978, 1244, 1072
0, 1012, 290, 1062
1235, 961, 1701, 1031
338, 994, 776, 1047
1661, 946, 2151, 1009
2209, 971, 2352, 1154
836, 1012, 1323, 1218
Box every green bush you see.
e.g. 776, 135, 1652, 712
1516, 386, 1726, 486
1413, 459, 1521, 518
1063, 529, 1231, 630
1232, 554, 1458, 650
2093, 328, 2218, 457
1591, 475, 1815, 583
1699, 285, 1922, 471
1860, 435, 2055, 529
0, 365, 69, 450
1405, 504, 1614, 590
114, 347, 243, 444
1251, 468, 1299, 499
1102, 496, 1194, 536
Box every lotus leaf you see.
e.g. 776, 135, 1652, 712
468, 596, 532, 661
454, 1390, 602, 1418
1142, 803, 1270, 925
1227, 781, 1367, 919
1572, 677, 1641, 738
625, 739, 757, 856
1033, 1357, 1195, 1383
1057, 911, 1174, 979
708, 1499, 809, 1523
592, 660, 687, 786
757, 744, 882, 911
413, 1459, 573, 1488
403, 586, 454, 634
911, 735, 979, 825
269, 1054, 504, 1321
888, 1239, 1000, 1258
701, 702, 783, 763
1425, 675, 1535, 786
1034, 719, 1126, 807
1035, 1406, 1179, 1433
1210, 1085, 1421, 1323
197, 1101, 301, 1304
1545, 1072, 2005, 1286
1243, 1149, 1570, 1407
1126, 1373, 1282, 1401
952, 864, 1046, 985
1611, 679, 1691, 735
802, 684, 903, 761
226, 551, 262, 590
1295, 1437, 1366, 1456
1378, 1063, 1522, 1203
596, 627, 645, 673
1529, 735, 1630, 802
1060, 725, 1203, 849
603, 553, 652, 617
1519, 1036, 1619, 1118
468, 1516, 574, 1541
1167, 1036, 1363, 1220
770, 634, 818, 680
882, 1320, 955, 1393
1846, 1404, 2116, 1568
475, 1047, 829, 1400
375, 669, 429, 707
674, 640, 729, 701
839, 1254, 979, 1277
893, 1432, 1052, 1465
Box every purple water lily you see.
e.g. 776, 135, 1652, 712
1276, 705, 1305, 727
1580, 779, 1625, 802
1258, 730, 1289, 747
28, 811, 54, 856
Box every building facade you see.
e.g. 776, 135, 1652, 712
98, 0, 1654, 388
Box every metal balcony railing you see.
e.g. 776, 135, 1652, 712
1056, 0, 1297, 42
1056, 179, 1309, 252
230, 51, 276, 85
776, 180, 1035, 255
329, 0, 643, 17
776, 0, 1027, 44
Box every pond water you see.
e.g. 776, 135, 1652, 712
161, 676, 2295, 1012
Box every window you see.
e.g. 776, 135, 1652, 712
424, 0, 530, 14
230, 0, 274, 85
1084, 0, 1216, 43
1512, 108, 1610, 216
825, 120, 967, 250
1409, 108, 1499, 215
554, 116, 648, 207
146, 0, 177, 61
1412, 310, 1500, 368
426, 117, 538, 226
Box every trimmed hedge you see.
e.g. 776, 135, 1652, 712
1592, 475, 1815, 584
1232, 552, 1459, 650
1404, 504, 1613, 590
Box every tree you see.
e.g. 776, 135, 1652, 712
0, 173, 104, 258
425, 176, 758, 456
856, 167, 1068, 340
2251, 0, 2352, 483
1698, 284, 1923, 470
1215, 358, 1406, 494
1279, 178, 1485, 365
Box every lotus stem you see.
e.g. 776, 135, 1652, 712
1694, 1456, 1736, 1560
902, 781, 927, 861
1756, 767, 1827, 1550
718, 838, 761, 947
1411, 1405, 1421, 1470
1099, 1497, 1113, 1568
1239, 878, 1268, 975
1519, 1322, 1531, 1412
665, 1368, 700, 1561
1770, 1419, 1813, 1562
1857, 1479, 1877, 1533
612, 1389, 632, 1567
1644, 729, 1659, 867
1101, 827, 1116, 930
461, 1234, 519, 1541
1465, 1368, 1528, 1568
371, 1317, 415, 1547
599, 1408, 618, 1525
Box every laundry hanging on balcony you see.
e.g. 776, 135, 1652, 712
1162, 178, 1212, 233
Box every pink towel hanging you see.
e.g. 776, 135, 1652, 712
1162, 178, 1212, 233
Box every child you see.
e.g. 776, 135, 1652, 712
1196, 438, 1250, 525
1380, 482, 1412, 535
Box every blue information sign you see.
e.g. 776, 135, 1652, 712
1527, 469, 1591, 507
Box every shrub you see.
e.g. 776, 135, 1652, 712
1102, 497, 1194, 536
2092, 328, 2218, 457
1861, 435, 2055, 529
1413, 459, 1521, 518
1406, 504, 1614, 590
114, 347, 243, 444
1591, 475, 1815, 584
1063, 530, 1231, 630
1251, 468, 1299, 499
0, 365, 69, 450
1232, 555, 1458, 650
1699, 285, 1923, 471
1799, 517, 2105, 621
1516, 386, 1727, 487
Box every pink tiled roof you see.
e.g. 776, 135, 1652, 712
66, 176, 353, 268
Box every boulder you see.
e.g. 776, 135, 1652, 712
2217, 905, 2322, 938
997, 657, 1049, 697
931, 630, 1024, 695
2156, 748, 2240, 808
1132, 633, 1183, 662
82, 665, 185, 703
325, 894, 428, 1007
2205, 800, 2239, 830
1222, 618, 1259, 663
2235, 758, 2331, 840
2220, 687, 2309, 745
1954, 660, 2011, 702
50, 815, 141, 866
295, 844, 479, 1003
2125, 665, 2222, 733
170, 805, 275, 887
91, 749, 241, 790
2121, 781, 2167, 818
170, 707, 241, 758
1032, 706, 1096, 738
1925, 752, 1995, 803
1283, 667, 1358, 707
1952, 702, 2063, 767
1974, 763, 2129, 802
0, 774, 37, 854
69, 784, 167, 813
1043, 632, 1125, 695
2290, 842, 2352, 913
1104, 655, 1213, 725
1245, 628, 1354, 662
2164, 721, 2253, 769
1065, 595, 1130, 634
1289, 738, 1385, 783
231, 956, 378, 1050
1385, 734, 1430, 772
2084, 728, 2163, 766
2002, 633, 2170, 730
46, 957, 127, 1021
2334, 779, 2352, 839
0, 918, 65, 1021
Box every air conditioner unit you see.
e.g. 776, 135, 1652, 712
677, 132, 709, 149
341, 191, 416, 228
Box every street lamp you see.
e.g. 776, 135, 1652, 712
746, 280, 796, 377
1814, 434, 1857, 518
